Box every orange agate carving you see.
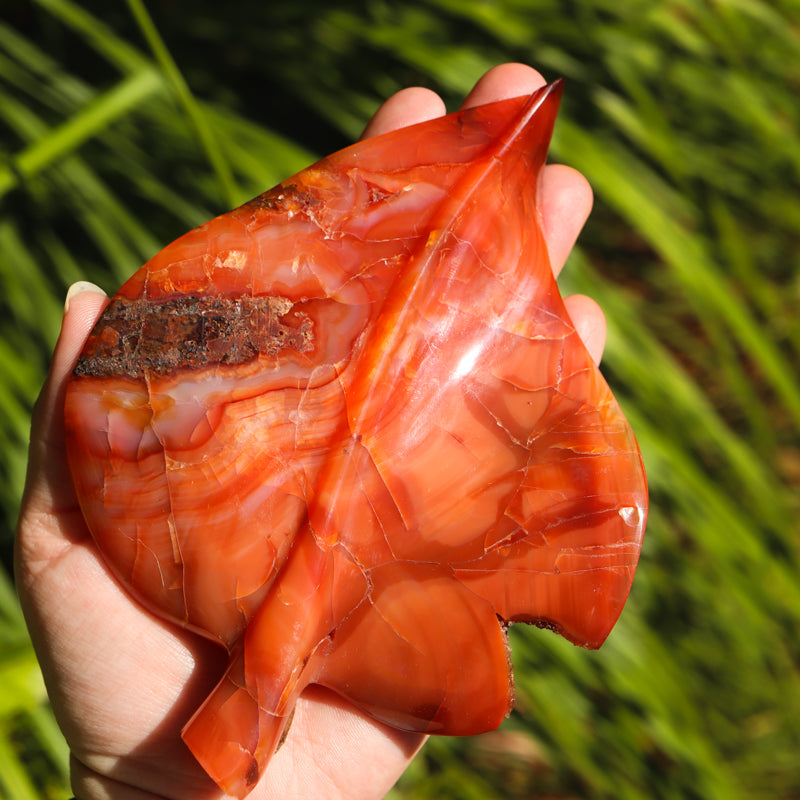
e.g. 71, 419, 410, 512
64, 81, 647, 798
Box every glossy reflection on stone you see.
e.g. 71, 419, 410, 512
65, 80, 647, 798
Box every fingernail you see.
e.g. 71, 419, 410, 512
64, 281, 107, 314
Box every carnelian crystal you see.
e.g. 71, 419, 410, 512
65, 81, 647, 798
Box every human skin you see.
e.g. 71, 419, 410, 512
15, 62, 598, 800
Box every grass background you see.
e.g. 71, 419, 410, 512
1, 0, 799, 798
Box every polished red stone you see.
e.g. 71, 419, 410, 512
65, 81, 647, 798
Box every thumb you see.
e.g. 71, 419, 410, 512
60, 282, 109, 363
17, 282, 108, 528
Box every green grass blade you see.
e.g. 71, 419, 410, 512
0, 67, 165, 199
0, 727, 43, 800
553, 121, 800, 430
124, 0, 240, 207
31, 0, 149, 73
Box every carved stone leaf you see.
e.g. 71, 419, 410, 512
64, 81, 647, 798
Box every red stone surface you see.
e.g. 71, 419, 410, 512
64, 81, 647, 798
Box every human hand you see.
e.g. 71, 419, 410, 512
15, 63, 598, 800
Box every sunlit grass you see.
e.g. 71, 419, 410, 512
1, 0, 798, 798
